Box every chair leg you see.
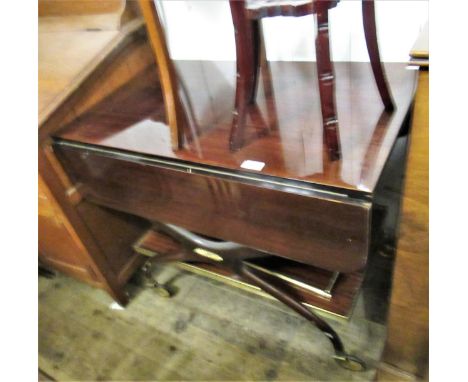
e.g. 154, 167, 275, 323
362, 0, 395, 111
251, 19, 262, 103
315, 9, 341, 161
229, 0, 258, 151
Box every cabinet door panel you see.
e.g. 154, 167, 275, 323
39, 176, 101, 285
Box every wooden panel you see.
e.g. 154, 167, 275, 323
136, 228, 364, 318
75, 202, 149, 285
39, 175, 60, 222
39, 0, 125, 17
40, 145, 150, 300
38, 17, 156, 304
38, 29, 119, 120
38, 18, 147, 127
379, 71, 428, 378
55, 61, 417, 193
39, 175, 101, 286
40, 143, 132, 303
52, 28, 153, 129
54, 142, 371, 273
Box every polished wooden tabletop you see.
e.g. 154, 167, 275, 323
57, 60, 417, 194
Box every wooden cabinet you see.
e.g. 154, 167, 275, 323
38, 7, 153, 304
377, 69, 429, 380
377, 24, 429, 380
39, 175, 101, 286
39, 140, 148, 305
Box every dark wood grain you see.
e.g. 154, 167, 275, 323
54, 141, 370, 273
229, 0, 261, 150
56, 61, 417, 193
244, 0, 339, 19
52, 60, 416, 275
136, 228, 364, 318
39, 146, 128, 304
75, 202, 149, 285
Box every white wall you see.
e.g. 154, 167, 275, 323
157, 0, 428, 62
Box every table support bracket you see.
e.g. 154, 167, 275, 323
144, 223, 366, 371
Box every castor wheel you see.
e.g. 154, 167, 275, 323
333, 354, 366, 371
143, 279, 173, 298
153, 285, 172, 298
140, 261, 173, 297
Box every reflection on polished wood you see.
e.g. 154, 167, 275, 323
38, 28, 119, 125
54, 60, 415, 274
57, 61, 416, 193
54, 142, 370, 273
230, 0, 394, 161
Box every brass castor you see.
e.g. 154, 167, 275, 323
333, 354, 366, 371
141, 261, 173, 298
153, 284, 172, 298
143, 278, 173, 298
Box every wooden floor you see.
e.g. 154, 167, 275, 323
39, 261, 389, 381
